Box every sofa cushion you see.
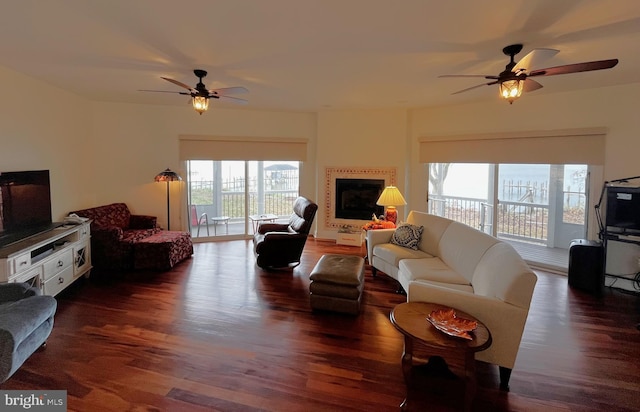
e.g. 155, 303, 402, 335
472, 242, 538, 308
134, 231, 194, 271
410, 278, 474, 294
399, 257, 471, 285
407, 211, 452, 256
390, 223, 424, 250
373, 243, 432, 267
121, 228, 161, 243
438, 221, 500, 283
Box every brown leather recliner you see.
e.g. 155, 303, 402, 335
253, 197, 318, 269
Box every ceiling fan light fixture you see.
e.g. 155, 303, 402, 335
499, 79, 524, 104
192, 96, 209, 114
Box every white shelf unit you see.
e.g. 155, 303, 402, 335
0, 222, 92, 296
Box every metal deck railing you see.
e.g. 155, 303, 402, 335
428, 195, 549, 243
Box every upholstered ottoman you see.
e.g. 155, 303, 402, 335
133, 231, 194, 271
309, 254, 365, 315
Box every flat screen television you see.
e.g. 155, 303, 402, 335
0, 170, 55, 248
605, 185, 640, 234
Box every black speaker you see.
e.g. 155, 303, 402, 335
568, 239, 605, 295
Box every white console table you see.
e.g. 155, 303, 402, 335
0, 222, 92, 296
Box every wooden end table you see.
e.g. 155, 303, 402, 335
390, 302, 492, 411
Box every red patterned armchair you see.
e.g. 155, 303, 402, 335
70, 203, 160, 271
253, 197, 318, 269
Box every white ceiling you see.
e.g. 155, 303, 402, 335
1, 0, 639, 112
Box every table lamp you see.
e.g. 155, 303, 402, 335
376, 186, 406, 224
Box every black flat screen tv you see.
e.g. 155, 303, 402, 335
0, 170, 54, 248
606, 185, 640, 234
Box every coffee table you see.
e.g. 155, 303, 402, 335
390, 302, 492, 411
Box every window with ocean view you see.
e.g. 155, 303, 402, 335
428, 163, 588, 271
186, 160, 300, 238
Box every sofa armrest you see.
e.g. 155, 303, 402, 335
0, 295, 57, 346
407, 280, 530, 369
258, 223, 290, 234
129, 214, 158, 229
0, 283, 40, 302
92, 226, 125, 244
366, 228, 395, 261
254, 231, 307, 252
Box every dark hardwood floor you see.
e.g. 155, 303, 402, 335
2, 238, 639, 411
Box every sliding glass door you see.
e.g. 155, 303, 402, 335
187, 160, 299, 239
429, 163, 588, 270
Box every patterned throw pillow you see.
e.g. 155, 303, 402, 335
390, 223, 424, 250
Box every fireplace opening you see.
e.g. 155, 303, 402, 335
335, 178, 384, 220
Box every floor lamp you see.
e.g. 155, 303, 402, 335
154, 168, 182, 231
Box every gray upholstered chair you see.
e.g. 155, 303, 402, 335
0, 283, 57, 382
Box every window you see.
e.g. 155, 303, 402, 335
429, 163, 588, 271
187, 160, 299, 238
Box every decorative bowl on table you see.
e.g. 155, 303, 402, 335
426, 308, 478, 340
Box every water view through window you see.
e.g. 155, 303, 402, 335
187, 160, 300, 238
429, 163, 588, 270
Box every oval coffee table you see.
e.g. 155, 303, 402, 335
390, 302, 492, 411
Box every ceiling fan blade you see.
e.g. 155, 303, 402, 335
439, 74, 499, 80
523, 78, 544, 93
528, 59, 618, 77
451, 81, 499, 95
216, 95, 249, 105
138, 89, 190, 95
210, 86, 249, 96
161, 77, 195, 92
514, 48, 559, 74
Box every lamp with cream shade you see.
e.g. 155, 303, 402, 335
376, 186, 406, 224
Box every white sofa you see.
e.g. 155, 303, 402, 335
367, 210, 537, 389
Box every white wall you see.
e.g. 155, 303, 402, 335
315, 109, 408, 239
410, 83, 640, 183
90, 102, 317, 230
0, 66, 92, 220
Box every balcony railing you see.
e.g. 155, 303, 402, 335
192, 190, 299, 221
497, 200, 548, 243
428, 195, 549, 244
429, 196, 487, 231
189, 173, 299, 222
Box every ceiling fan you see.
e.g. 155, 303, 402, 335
140, 69, 248, 114
439, 44, 618, 104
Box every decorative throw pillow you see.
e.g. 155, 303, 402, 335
390, 223, 424, 250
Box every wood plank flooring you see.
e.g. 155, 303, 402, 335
1, 238, 639, 411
